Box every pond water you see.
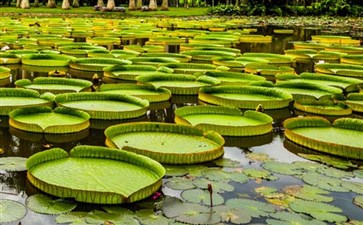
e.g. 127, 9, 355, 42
1, 25, 363, 225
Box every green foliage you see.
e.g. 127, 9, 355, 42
0, 199, 27, 223
208, 4, 243, 16
26, 194, 77, 215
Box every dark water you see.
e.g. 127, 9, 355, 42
1, 26, 363, 225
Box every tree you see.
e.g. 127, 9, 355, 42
34, 0, 40, 7
73, 0, 79, 7
106, 0, 115, 9
161, 0, 168, 10
62, 0, 71, 9
136, 0, 142, 9
16, 0, 21, 7
97, 0, 104, 6
47, 0, 56, 7
149, 0, 157, 10
20, 0, 30, 8
129, 0, 137, 10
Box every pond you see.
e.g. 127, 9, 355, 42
1, 20, 363, 225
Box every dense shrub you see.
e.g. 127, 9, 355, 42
207, 4, 242, 16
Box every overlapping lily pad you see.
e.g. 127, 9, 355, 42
175, 105, 273, 136
26, 146, 165, 204
26, 194, 77, 215
105, 122, 224, 164
0, 199, 27, 223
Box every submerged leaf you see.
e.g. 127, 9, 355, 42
225, 198, 275, 218
282, 185, 333, 202
353, 195, 363, 208
0, 199, 27, 223
26, 194, 77, 215
289, 198, 347, 223
0, 157, 27, 171
267, 211, 327, 225
181, 189, 224, 206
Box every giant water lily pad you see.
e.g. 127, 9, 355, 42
289, 198, 347, 223
284, 117, 363, 159
175, 106, 273, 136
26, 194, 77, 215
198, 86, 292, 109
0, 199, 27, 223
0, 156, 27, 171
0, 88, 54, 115
26, 145, 165, 204
105, 122, 224, 164
345, 93, 363, 113
15, 77, 92, 94
9, 107, 90, 134
55, 92, 149, 120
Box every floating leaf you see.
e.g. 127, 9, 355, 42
245, 152, 272, 162
0, 199, 27, 223
202, 168, 249, 184
354, 170, 363, 179
165, 177, 195, 190
193, 178, 235, 193
135, 209, 171, 225
55, 211, 89, 224
215, 205, 252, 224
185, 165, 209, 177
86, 210, 139, 225
292, 161, 324, 173
242, 168, 278, 181
283, 185, 333, 202
298, 153, 357, 169
341, 180, 363, 194
289, 198, 347, 223
302, 172, 348, 192
26, 194, 77, 215
316, 167, 353, 179
213, 158, 241, 168
255, 186, 279, 197
0, 157, 27, 171
225, 198, 275, 218
267, 211, 327, 225
164, 165, 188, 177
162, 197, 220, 225
181, 189, 224, 206
102, 206, 135, 216
261, 161, 302, 176
353, 195, 363, 208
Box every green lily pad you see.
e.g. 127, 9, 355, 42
297, 153, 358, 170
254, 186, 279, 197
341, 180, 363, 194
0, 157, 27, 171
55, 211, 90, 224
282, 185, 333, 202
26, 194, 77, 215
302, 172, 348, 192
316, 167, 353, 179
245, 152, 272, 162
181, 189, 224, 206
86, 210, 139, 225
353, 195, 363, 208
165, 177, 195, 190
162, 197, 221, 225
289, 198, 347, 223
261, 161, 302, 176
213, 158, 241, 168
164, 165, 189, 177
102, 205, 135, 216
193, 178, 235, 193
202, 168, 249, 184
135, 209, 172, 225
291, 161, 324, 173
225, 198, 276, 218
354, 169, 363, 179
0, 199, 27, 223
242, 168, 278, 181
214, 205, 252, 224
267, 211, 327, 225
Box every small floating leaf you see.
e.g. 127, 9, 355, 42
298, 153, 357, 169
213, 158, 241, 168
341, 180, 363, 194
26, 194, 77, 215
289, 198, 347, 223
353, 195, 363, 208
215, 205, 252, 224
164, 165, 188, 177
245, 152, 272, 162
55, 211, 89, 224
302, 172, 348, 192
181, 189, 224, 206
86, 210, 139, 225
254, 186, 279, 197
0, 157, 27, 171
193, 178, 235, 193
261, 161, 301, 175
225, 198, 275, 218
162, 197, 220, 225
165, 177, 195, 190
202, 167, 249, 184
0, 199, 27, 223
283, 185, 333, 202
102, 206, 135, 216
242, 168, 278, 181
292, 161, 324, 173
316, 167, 353, 179
267, 211, 327, 225
353, 169, 363, 179
135, 209, 171, 225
